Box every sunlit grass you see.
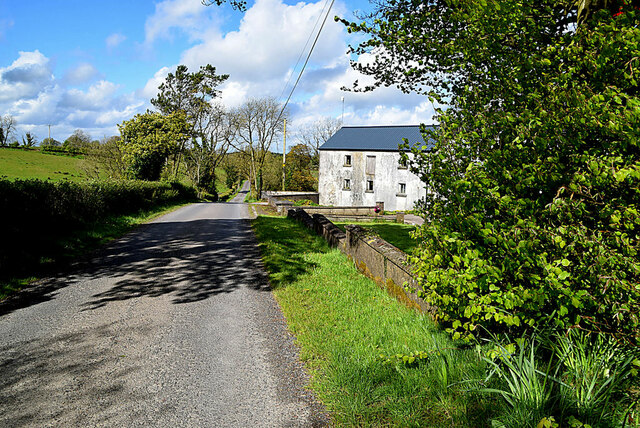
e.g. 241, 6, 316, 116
0, 147, 86, 182
335, 221, 418, 253
252, 216, 494, 426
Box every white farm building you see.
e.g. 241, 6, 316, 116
318, 125, 434, 212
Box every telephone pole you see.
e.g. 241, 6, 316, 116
282, 119, 287, 191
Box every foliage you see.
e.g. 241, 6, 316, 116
549, 329, 639, 425
0, 178, 196, 281
63, 129, 92, 152
478, 336, 558, 427
474, 330, 639, 427
22, 132, 37, 148
284, 143, 317, 191
40, 137, 61, 147
81, 136, 126, 180
151, 64, 231, 195
343, 1, 640, 345
118, 111, 189, 180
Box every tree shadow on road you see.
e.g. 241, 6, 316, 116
0, 321, 160, 427
0, 218, 270, 316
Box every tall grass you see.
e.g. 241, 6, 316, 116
253, 216, 494, 426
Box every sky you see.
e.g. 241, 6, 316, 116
0, 0, 435, 145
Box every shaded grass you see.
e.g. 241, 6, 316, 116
0, 201, 191, 300
0, 147, 87, 182
252, 216, 496, 426
336, 221, 418, 253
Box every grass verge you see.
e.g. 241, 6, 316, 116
252, 215, 495, 426
0, 201, 191, 300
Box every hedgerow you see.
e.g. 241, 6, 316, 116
0, 179, 196, 277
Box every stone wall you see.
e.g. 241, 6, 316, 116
262, 191, 320, 207
287, 208, 433, 315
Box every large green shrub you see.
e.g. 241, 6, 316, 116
0, 179, 196, 277
343, 2, 640, 345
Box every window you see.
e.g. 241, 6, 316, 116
344, 155, 352, 166
343, 178, 351, 190
366, 155, 376, 175
398, 183, 407, 196
366, 179, 374, 192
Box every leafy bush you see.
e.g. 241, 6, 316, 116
343, 0, 640, 345
0, 179, 196, 278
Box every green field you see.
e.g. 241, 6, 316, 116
0, 148, 86, 182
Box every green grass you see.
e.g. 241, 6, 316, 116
252, 216, 496, 426
0, 147, 87, 181
0, 201, 191, 300
336, 221, 418, 253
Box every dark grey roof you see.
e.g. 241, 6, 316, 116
319, 125, 436, 152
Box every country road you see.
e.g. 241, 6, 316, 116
0, 182, 328, 427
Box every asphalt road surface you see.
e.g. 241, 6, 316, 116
0, 182, 328, 427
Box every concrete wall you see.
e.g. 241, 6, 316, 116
287, 208, 434, 315
318, 150, 427, 211
262, 191, 320, 207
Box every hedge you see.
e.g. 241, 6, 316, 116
0, 179, 197, 278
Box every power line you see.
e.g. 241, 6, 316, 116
277, 0, 332, 103
277, 0, 335, 123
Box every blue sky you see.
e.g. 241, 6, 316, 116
0, 0, 434, 143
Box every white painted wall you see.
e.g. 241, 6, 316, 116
318, 150, 427, 211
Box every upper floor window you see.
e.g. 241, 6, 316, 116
344, 155, 352, 166
343, 178, 351, 190
366, 155, 376, 175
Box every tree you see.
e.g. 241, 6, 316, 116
118, 112, 190, 181
0, 115, 16, 147
297, 117, 341, 165
151, 64, 230, 188
230, 97, 287, 198
82, 136, 127, 180
40, 137, 61, 147
284, 144, 317, 191
343, 2, 640, 345
63, 129, 92, 151
22, 132, 37, 148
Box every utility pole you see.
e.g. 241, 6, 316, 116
48, 124, 51, 142
282, 119, 286, 191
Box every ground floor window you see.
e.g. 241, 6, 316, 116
343, 178, 351, 190
366, 180, 374, 192
398, 183, 406, 195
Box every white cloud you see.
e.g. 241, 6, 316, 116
0, 50, 54, 102
144, 0, 209, 45
106, 33, 127, 49
64, 63, 99, 85
0, 51, 146, 141
139, 66, 171, 100
179, 0, 347, 82
61, 80, 120, 111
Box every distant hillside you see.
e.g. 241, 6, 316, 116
0, 148, 87, 182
